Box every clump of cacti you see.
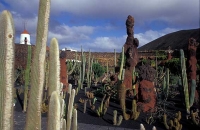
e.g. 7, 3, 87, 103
113, 110, 123, 126
0, 10, 15, 130
163, 111, 182, 130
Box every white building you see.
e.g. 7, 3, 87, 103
20, 29, 31, 45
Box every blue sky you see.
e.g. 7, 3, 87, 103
0, 0, 199, 52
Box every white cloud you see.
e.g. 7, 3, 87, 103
73, 28, 178, 52
135, 28, 178, 47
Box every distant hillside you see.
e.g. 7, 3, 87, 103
138, 28, 200, 51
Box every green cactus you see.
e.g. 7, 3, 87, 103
118, 47, 124, 81
189, 79, 196, 107
165, 68, 170, 98
47, 91, 61, 130
180, 49, 190, 113
25, 0, 51, 129
0, 10, 15, 130
67, 52, 77, 75
114, 49, 116, 67
80, 46, 86, 89
87, 50, 91, 86
48, 38, 60, 97
23, 45, 32, 112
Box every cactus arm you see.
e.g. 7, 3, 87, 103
118, 47, 124, 80
25, 0, 51, 129
68, 52, 77, 75
0, 10, 15, 130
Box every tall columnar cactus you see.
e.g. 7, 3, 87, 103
48, 38, 60, 97
23, 45, 32, 112
72, 109, 77, 130
25, 0, 51, 129
114, 49, 116, 67
66, 89, 76, 130
162, 68, 169, 99
165, 68, 169, 98
0, 10, 15, 130
118, 47, 124, 81
87, 50, 91, 88
180, 49, 190, 113
47, 91, 61, 130
81, 47, 86, 89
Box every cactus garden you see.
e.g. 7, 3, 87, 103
0, 0, 200, 130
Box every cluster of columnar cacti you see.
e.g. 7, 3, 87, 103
23, 45, 32, 112
163, 111, 182, 130
0, 10, 15, 130
113, 110, 123, 126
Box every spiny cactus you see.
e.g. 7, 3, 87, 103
0, 10, 15, 130
23, 45, 32, 112
113, 110, 123, 126
25, 0, 51, 129
163, 111, 182, 130
47, 91, 61, 130
72, 109, 77, 130
66, 89, 76, 130
48, 38, 60, 97
180, 49, 190, 113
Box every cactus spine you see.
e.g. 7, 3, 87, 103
47, 91, 61, 130
25, 0, 51, 129
23, 45, 32, 112
180, 49, 190, 113
0, 10, 15, 130
48, 38, 60, 97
